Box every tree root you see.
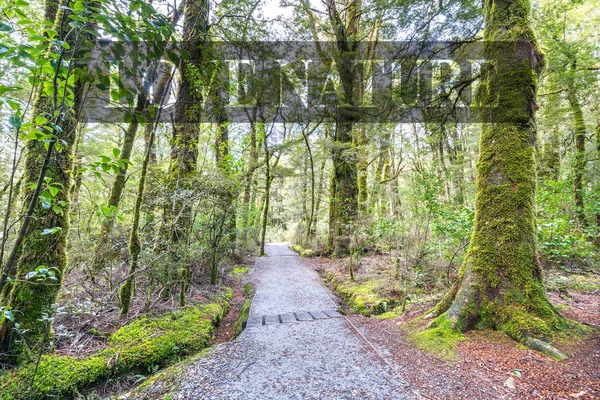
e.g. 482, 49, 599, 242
523, 336, 567, 360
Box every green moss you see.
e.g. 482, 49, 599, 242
410, 313, 465, 360
375, 309, 400, 320
0, 290, 231, 400
122, 349, 212, 399
229, 267, 249, 279
290, 244, 317, 257
323, 272, 400, 316
234, 283, 255, 336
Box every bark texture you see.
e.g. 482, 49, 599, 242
0, 2, 94, 363
428, 0, 567, 348
567, 88, 587, 228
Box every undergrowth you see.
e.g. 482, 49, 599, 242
0, 288, 232, 400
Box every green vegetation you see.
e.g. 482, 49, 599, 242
233, 283, 256, 337
409, 315, 465, 360
0, 290, 231, 400
323, 271, 401, 316
290, 244, 319, 257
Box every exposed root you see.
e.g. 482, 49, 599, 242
523, 336, 567, 360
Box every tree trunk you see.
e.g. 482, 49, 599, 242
357, 124, 368, 213
448, 126, 466, 206
91, 93, 147, 275
0, 2, 94, 363
120, 68, 174, 316
241, 119, 259, 248
259, 143, 271, 256
326, 0, 360, 256
302, 130, 315, 244
428, 0, 567, 353
214, 86, 236, 255
567, 88, 587, 228
542, 125, 561, 181
596, 121, 600, 232
155, 0, 209, 303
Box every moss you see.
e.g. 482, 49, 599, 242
410, 313, 465, 360
290, 244, 317, 257
228, 267, 249, 279
0, 291, 230, 400
323, 272, 400, 316
234, 283, 255, 336
121, 349, 212, 399
375, 309, 400, 320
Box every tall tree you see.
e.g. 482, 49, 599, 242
154, 0, 209, 302
567, 77, 588, 228
0, 0, 95, 363
426, 0, 568, 356
325, 0, 361, 256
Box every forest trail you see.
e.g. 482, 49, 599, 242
174, 243, 415, 399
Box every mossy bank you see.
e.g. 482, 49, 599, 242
0, 288, 232, 400
322, 270, 402, 316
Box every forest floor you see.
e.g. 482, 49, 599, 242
114, 244, 599, 399
129, 243, 416, 399
310, 255, 600, 400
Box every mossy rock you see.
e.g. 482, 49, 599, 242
0, 291, 231, 400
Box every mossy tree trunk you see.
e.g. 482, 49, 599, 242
241, 119, 259, 249
213, 83, 236, 254
120, 69, 173, 316
155, 0, 208, 302
541, 125, 561, 181
259, 133, 281, 257
428, 0, 567, 351
325, 0, 361, 256
91, 93, 147, 276
567, 87, 588, 228
0, 2, 95, 364
596, 121, 600, 231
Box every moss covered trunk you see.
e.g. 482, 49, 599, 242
428, 0, 567, 349
0, 2, 95, 363
120, 69, 173, 316
154, 0, 208, 300
214, 86, 236, 254
596, 121, 600, 231
567, 89, 588, 228
542, 126, 561, 181
241, 119, 259, 248
92, 93, 147, 274
325, 0, 360, 256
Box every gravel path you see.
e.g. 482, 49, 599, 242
175, 243, 415, 399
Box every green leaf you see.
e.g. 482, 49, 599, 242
8, 115, 21, 128
41, 227, 62, 235
48, 186, 59, 197
25, 271, 38, 279
112, 148, 121, 158
3, 310, 14, 321
35, 115, 48, 125
0, 22, 13, 32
